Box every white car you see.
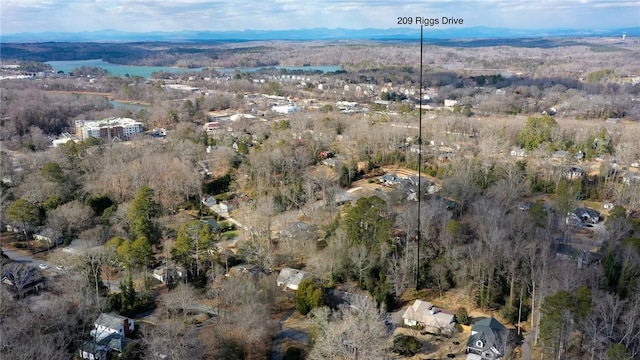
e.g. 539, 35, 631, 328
38, 263, 49, 269
56, 265, 64, 270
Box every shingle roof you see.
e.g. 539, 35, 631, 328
94, 313, 127, 331
276, 268, 306, 288
467, 317, 507, 355
402, 300, 455, 332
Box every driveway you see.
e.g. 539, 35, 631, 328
271, 309, 310, 360
521, 329, 535, 360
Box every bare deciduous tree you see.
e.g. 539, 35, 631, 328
308, 294, 390, 360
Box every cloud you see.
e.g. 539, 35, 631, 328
1, 0, 638, 34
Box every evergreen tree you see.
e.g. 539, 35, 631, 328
294, 278, 324, 315
171, 220, 216, 278
128, 185, 159, 242
540, 290, 574, 359
517, 115, 557, 150
342, 196, 393, 251
6, 198, 40, 242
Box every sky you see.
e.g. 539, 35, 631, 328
1, 0, 639, 34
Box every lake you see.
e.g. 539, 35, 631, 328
46, 59, 342, 78
46, 59, 202, 78
109, 99, 150, 113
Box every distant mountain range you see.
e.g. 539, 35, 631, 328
2, 27, 639, 43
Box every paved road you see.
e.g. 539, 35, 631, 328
521, 329, 535, 360
271, 309, 311, 360
1, 247, 57, 269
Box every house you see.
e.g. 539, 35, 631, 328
510, 148, 526, 157
555, 244, 600, 269
574, 207, 600, 224
381, 173, 400, 185
552, 150, 569, 159
202, 195, 217, 208
201, 218, 219, 231
79, 333, 134, 360
203, 122, 222, 133
81, 313, 136, 360
1, 264, 45, 298
565, 212, 583, 227
90, 313, 135, 340
33, 228, 63, 246
318, 150, 335, 159
271, 104, 300, 114
409, 175, 431, 188
152, 264, 186, 285
565, 166, 585, 180
226, 263, 262, 280
622, 171, 640, 185
78, 340, 108, 360
444, 99, 458, 107
322, 158, 341, 168
276, 268, 306, 290
402, 300, 456, 336
466, 317, 508, 360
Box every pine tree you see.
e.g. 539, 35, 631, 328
128, 185, 159, 242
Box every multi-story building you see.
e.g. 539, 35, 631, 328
75, 118, 144, 141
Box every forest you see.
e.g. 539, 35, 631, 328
1, 37, 640, 360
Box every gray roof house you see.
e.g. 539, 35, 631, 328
201, 218, 219, 231
466, 317, 508, 360
79, 333, 133, 360
152, 264, 186, 285
276, 268, 307, 290
81, 313, 135, 360
555, 244, 600, 269
402, 300, 456, 336
381, 173, 400, 185
574, 207, 600, 224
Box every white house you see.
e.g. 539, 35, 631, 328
90, 313, 135, 340
276, 268, 307, 290
444, 99, 459, 108
33, 228, 63, 246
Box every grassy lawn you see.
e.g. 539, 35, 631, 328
222, 230, 238, 239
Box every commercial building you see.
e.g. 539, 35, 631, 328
75, 118, 144, 141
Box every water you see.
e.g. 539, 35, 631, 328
46, 59, 201, 78
109, 99, 150, 113
46, 59, 342, 78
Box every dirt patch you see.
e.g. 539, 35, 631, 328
282, 311, 314, 334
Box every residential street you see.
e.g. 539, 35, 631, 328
1, 247, 57, 269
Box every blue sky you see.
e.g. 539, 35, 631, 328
1, 0, 639, 34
